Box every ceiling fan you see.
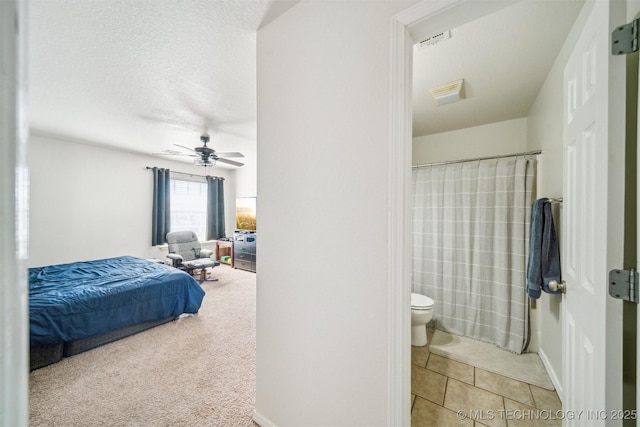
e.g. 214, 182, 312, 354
154, 134, 244, 167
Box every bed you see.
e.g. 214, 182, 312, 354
29, 255, 206, 370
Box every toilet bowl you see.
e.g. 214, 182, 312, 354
411, 293, 435, 347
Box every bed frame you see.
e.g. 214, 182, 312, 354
30, 316, 174, 370
30, 257, 204, 371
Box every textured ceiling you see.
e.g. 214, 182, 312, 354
28, 0, 298, 167
412, 0, 585, 137
29, 0, 585, 159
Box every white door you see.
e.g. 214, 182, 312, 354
563, 0, 623, 424
635, 5, 640, 420
637, 47, 640, 427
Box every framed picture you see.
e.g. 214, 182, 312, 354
235, 197, 256, 231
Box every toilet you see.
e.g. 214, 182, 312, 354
411, 292, 435, 346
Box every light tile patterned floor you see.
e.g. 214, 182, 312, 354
411, 339, 562, 427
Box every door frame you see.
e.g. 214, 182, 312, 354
388, 0, 626, 424
387, 1, 515, 423
600, 0, 626, 416
0, 0, 29, 425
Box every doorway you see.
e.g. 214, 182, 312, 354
389, 0, 626, 424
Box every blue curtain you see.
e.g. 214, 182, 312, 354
206, 176, 225, 240
151, 168, 171, 246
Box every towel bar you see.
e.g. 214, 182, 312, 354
544, 197, 563, 204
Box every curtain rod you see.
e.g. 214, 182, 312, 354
145, 167, 224, 180
411, 149, 542, 169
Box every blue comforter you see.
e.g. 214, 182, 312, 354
29, 256, 205, 346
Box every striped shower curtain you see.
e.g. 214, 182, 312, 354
412, 158, 535, 354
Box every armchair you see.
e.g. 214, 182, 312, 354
166, 231, 220, 282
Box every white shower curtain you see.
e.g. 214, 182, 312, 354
412, 157, 535, 354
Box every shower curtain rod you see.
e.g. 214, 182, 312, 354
411, 149, 542, 169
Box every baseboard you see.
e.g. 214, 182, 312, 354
537, 348, 564, 402
253, 410, 277, 427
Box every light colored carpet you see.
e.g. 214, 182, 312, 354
29, 264, 257, 427
428, 329, 555, 390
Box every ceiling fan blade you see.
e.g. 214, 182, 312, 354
216, 157, 244, 167
174, 144, 196, 152
215, 152, 244, 158
152, 152, 197, 157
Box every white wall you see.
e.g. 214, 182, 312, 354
525, 57, 564, 391
412, 117, 528, 165
28, 134, 237, 267
255, 1, 415, 425
235, 142, 257, 199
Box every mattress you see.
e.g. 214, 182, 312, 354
29, 256, 205, 347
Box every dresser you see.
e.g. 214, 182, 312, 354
233, 230, 256, 272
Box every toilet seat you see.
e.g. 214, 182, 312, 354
411, 293, 434, 310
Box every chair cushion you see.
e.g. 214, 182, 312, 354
167, 231, 202, 262
167, 230, 199, 244
174, 244, 198, 261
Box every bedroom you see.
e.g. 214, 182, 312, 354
1, 0, 636, 426
3, 0, 272, 424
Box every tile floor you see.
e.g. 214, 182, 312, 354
411, 334, 562, 427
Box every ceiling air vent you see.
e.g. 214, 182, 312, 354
430, 79, 465, 106
417, 30, 451, 49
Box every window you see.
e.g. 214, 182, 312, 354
170, 178, 207, 241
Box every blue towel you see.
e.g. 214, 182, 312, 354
527, 198, 562, 299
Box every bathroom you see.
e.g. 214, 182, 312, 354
408, 0, 585, 422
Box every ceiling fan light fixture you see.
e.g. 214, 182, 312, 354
194, 158, 216, 167
430, 79, 464, 106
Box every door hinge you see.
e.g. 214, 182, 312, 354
612, 19, 639, 55
609, 268, 639, 303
